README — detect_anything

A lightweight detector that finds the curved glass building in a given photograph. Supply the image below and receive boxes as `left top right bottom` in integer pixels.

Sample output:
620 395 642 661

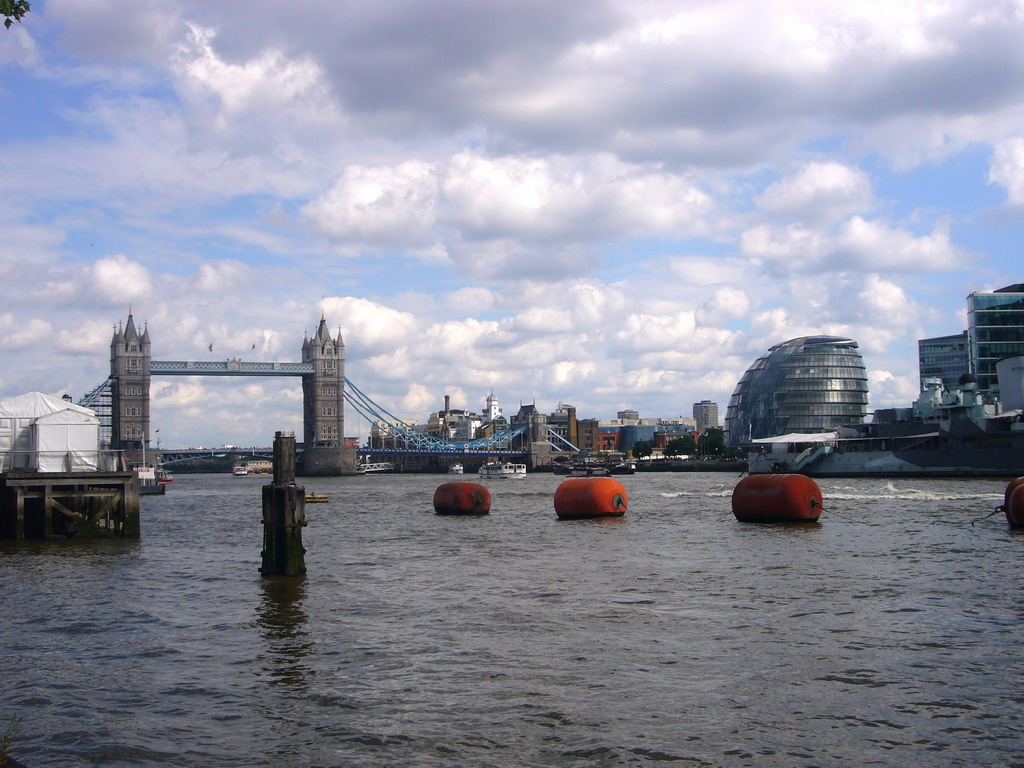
725 336 869 446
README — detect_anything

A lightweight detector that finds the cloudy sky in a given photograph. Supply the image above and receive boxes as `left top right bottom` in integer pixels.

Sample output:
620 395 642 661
2 0 1023 448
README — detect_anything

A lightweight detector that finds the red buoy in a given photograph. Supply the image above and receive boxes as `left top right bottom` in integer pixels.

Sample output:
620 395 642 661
554 477 628 519
1004 477 1024 528
732 474 823 523
433 481 491 515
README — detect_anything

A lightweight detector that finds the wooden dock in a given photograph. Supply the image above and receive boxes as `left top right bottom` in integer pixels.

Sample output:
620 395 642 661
0 469 140 540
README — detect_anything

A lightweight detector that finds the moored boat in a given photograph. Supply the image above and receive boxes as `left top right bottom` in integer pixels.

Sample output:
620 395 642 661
479 461 527 478
135 466 166 495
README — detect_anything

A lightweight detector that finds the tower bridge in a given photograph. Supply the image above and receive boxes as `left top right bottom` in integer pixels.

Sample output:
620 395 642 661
82 312 566 475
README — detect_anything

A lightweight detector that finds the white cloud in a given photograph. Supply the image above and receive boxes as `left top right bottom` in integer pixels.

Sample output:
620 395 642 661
741 217 966 275
0 314 53 350
988 137 1024 204
304 161 439 247
89 254 153 304
757 162 875 225
442 151 712 242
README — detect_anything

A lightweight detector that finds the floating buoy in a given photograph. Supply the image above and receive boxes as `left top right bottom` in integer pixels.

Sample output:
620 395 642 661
554 477 628 519
433 481 491 515
732 474 823 523
1004 476 1024 528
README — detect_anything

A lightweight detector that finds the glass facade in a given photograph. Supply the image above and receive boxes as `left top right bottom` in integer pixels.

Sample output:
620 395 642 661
967 284 1024 394
918 332 969 390
725 336 869 446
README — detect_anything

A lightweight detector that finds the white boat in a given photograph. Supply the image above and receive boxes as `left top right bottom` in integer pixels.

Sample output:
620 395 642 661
448 463 464 474
479 461 527 479
232 465 248 476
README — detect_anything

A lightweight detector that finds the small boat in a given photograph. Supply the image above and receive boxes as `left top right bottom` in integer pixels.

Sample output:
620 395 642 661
448 463 464 474
569 463 610 477
232 465 249 476
305 493 329 503
156 467 173 484
135 466 166 495
479 461 527 479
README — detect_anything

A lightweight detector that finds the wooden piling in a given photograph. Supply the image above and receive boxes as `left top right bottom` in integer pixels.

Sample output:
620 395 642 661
260 431 306 576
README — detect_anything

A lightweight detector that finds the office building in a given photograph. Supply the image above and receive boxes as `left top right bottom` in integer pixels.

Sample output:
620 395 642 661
725 336 870 446
918 332 969 390
692 400 719 431
967 283 1024 394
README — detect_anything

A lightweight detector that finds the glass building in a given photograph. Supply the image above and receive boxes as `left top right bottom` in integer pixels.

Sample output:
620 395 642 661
967 283 1024 394
725 336 870 446
918 332 969 390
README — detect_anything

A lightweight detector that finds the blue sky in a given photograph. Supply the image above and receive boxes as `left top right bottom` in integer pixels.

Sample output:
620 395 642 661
2 0 1023 448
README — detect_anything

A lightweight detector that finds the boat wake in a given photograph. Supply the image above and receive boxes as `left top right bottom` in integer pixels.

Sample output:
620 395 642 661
824 482 1000 502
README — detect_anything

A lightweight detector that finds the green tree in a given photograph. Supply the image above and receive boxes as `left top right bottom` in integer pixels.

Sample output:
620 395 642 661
632 440 653 459
664 435 696 456
2 0 29 29
700 427 727 457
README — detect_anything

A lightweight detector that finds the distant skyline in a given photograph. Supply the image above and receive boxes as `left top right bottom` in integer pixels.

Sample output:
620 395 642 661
2 1 1023 448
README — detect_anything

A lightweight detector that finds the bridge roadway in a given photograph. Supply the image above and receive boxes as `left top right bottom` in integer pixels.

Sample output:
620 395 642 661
158 446 527 464
149 360 313 376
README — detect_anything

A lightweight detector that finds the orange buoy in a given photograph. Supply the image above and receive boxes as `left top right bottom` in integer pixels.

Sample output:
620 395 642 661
732 474 823 523
554 477 627 519
433 481 491 515
1004 477 1024 528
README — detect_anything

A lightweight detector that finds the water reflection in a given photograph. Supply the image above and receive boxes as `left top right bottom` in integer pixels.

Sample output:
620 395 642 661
256 576 312 688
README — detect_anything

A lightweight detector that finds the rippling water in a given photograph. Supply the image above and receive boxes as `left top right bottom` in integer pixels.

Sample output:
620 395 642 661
2 472 1023 767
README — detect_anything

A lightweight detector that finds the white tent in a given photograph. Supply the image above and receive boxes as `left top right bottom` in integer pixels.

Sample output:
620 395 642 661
0 392 100 472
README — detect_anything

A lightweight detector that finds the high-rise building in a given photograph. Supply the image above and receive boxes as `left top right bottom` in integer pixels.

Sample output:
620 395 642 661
918 332 969 390
692 400 719 431
725 336 869 446
967 283 1024 394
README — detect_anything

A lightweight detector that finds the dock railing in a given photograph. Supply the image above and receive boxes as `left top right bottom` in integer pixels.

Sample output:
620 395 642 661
0 450 128 473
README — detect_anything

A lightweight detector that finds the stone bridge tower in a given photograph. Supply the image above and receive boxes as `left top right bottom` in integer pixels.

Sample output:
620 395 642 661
109 312 151 451
301 316 354 475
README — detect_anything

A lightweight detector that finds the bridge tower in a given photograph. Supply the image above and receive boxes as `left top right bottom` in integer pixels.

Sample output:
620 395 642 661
301 316 354 475
109 312 151 451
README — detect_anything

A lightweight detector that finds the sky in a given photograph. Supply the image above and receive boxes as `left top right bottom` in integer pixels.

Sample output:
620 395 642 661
2 0 1024 448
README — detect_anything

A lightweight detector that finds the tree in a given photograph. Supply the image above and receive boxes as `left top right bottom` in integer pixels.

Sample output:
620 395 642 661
632 440 653 459
700 427 727 457
664 435 696 456
2 0 29 29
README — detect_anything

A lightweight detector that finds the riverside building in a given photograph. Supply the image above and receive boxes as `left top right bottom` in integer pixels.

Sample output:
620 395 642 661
725 336 870 447
692 400 719 432
967 283 1024 395
918 332 969 391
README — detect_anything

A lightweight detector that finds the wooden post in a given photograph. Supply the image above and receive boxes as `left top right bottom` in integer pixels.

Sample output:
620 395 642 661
260 431 306 577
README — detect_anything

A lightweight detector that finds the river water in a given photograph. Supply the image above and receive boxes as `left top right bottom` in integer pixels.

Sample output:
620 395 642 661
2 472 1023 767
